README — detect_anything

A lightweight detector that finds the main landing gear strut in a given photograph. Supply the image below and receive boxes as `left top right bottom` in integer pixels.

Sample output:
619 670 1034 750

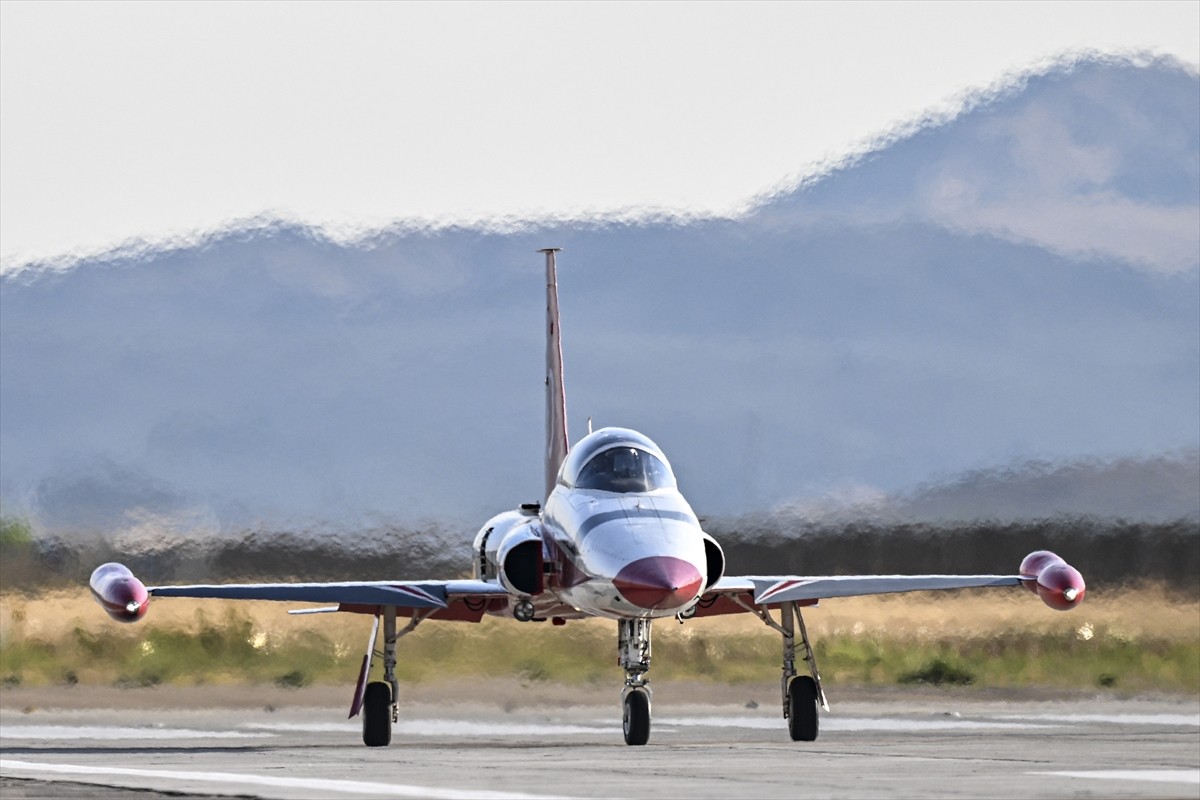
360 606 434 747
618 618 652 746
735 597 829 741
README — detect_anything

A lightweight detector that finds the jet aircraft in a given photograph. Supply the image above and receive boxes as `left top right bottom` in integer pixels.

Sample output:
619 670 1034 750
91 249 1086 747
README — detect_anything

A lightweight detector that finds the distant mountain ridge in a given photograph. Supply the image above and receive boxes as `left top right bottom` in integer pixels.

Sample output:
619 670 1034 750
768 448 1200 526
2 56 1196 533
757 54 1199 273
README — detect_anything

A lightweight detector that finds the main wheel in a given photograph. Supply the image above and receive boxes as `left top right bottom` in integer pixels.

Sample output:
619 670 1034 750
362 681 393 747
622 689 651 746
787 675 819 742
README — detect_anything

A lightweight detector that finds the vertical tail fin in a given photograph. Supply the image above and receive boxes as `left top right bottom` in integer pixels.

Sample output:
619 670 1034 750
542 248 569 502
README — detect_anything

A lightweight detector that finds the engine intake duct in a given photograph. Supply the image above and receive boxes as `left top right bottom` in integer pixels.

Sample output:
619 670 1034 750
500 538 544 596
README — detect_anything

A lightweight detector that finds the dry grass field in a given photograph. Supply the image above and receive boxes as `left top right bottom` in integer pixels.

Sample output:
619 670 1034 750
1 584 1196 694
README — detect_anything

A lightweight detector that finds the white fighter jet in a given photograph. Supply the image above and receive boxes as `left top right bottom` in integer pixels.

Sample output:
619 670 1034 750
91 249 1086 747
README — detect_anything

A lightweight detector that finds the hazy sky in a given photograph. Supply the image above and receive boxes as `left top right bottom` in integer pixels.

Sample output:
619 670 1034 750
1 1 1197 269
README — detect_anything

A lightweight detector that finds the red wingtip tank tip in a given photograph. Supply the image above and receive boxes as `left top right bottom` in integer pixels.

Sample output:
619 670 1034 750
1019 550 1086 610
89 562 150 623
1036 562 1086 611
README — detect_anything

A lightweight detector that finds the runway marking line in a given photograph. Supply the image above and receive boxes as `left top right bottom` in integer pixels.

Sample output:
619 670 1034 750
1 725 273 740
1034 769 1200 786
0 759 577 800
999 713 1200 726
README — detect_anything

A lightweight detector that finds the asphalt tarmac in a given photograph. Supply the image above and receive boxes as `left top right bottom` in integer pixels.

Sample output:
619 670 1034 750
1 685 1197 799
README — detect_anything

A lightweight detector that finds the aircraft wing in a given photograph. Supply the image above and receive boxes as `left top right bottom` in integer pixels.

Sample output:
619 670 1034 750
149 579 508 611
692 574 1023 617
726 574 1021 603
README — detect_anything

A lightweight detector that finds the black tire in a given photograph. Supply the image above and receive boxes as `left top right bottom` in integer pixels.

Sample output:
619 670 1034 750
622 689 651 746
362 681 392 747
787 676 819 742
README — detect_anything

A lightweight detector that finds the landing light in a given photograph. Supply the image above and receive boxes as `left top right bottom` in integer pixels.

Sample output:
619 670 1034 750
125 601 141 614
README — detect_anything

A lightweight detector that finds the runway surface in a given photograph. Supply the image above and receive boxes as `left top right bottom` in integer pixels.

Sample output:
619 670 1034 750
1 687 1197 799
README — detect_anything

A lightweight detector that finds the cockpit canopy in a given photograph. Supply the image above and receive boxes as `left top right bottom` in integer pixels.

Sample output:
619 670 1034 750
559 427 678 494
576 446 675 493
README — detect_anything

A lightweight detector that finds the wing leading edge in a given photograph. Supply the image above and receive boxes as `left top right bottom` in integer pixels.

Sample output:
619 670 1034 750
691 574 1025 618
718 574 1021 605
148 579 507 610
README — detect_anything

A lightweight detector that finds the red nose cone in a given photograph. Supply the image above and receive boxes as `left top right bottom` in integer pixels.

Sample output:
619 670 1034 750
614 557 703 610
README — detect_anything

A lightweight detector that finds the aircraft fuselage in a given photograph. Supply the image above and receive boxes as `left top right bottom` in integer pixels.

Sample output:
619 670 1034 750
544 482 706 619
475 427 713 621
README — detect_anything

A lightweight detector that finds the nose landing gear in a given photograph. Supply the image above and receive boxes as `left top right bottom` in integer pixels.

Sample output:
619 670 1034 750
618 617 652 745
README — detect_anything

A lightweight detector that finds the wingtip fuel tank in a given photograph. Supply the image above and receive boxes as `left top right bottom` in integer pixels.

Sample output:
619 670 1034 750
1019 550 1086 610
90 562 150 622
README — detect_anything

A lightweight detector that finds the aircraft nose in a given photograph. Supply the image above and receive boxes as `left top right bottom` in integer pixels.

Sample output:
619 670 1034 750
614 556 704 611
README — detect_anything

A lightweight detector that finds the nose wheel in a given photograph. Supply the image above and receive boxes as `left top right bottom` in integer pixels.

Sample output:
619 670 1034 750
622 687 651 746
617 618 653 745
